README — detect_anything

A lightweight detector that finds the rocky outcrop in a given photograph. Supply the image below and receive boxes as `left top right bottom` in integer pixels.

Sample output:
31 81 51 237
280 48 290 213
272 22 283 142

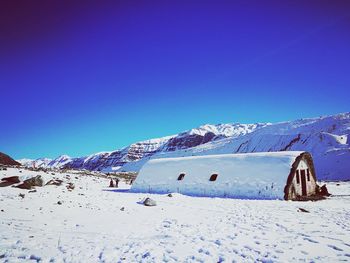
163 132 216 151
0 176 20 187
319 184 331 196
143 197 157 206
0 152 20 166
15 175 44 189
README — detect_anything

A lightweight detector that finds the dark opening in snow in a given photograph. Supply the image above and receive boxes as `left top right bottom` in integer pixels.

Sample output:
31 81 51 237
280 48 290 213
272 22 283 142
209 174 218 181
177 173 185 181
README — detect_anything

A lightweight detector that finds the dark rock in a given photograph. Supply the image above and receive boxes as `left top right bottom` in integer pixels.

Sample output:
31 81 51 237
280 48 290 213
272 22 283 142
0 181 17 187
46 179 63 186
57 201 62 205
167 193 173 197
24 175 44 187
298 208 310 213
15 182 32 189
120 207 125 211
66 183 75 190
16 175 44 190
143 197 157 206
16 175 43 189
29 190 37 193
109 179 114 187
19 193 25 198
1 176 20 183
319 184 331 196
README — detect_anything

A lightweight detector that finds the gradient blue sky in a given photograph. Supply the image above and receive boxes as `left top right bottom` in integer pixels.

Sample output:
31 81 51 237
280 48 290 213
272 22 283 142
1 0 349 159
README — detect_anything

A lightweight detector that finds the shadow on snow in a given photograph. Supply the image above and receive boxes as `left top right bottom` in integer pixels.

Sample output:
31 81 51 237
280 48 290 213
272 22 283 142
102 188 131 193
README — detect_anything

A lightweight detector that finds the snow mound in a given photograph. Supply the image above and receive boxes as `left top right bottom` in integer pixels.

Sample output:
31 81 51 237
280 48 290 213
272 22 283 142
131 152 305 200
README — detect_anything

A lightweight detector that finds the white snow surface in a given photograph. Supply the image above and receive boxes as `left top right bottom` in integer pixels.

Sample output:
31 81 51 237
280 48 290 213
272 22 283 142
16 159 33 165
131 152 304 199
17 158 52 168
186 123 267 137
1 167 350 262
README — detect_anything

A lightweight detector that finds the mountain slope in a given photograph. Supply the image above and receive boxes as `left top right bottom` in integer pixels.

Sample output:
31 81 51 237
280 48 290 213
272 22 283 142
19 112 350 180
63 123 264 172
18 158 52 168
145 113 350 180
48 155 72 168
0 152 21 166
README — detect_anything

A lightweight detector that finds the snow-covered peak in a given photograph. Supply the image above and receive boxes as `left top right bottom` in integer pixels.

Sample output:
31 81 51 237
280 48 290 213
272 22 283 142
19 158 52 168
17 158 34 165
247 112 350 136
55 155 71 161
134 135 176 145
82 152 112 164
48 155 72 168
186 123 268 137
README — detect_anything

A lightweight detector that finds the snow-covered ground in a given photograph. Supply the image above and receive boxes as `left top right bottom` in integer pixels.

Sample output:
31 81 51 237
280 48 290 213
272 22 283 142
1 167 349 262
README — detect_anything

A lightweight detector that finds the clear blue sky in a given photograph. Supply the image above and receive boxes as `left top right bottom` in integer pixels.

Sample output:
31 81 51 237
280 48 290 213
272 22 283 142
1 0 349 159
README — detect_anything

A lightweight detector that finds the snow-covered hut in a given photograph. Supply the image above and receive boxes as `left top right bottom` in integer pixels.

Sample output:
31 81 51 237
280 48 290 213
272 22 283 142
131 151 318 200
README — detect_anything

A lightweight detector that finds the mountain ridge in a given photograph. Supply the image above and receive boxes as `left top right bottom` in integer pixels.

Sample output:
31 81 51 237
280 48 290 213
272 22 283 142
0 152 21 166
18 112 350 180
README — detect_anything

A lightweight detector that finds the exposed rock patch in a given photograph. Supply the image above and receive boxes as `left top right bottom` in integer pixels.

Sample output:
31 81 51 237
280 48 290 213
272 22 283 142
0 152 21 166
143 197 157 206
46 179 63 186
0 176 20 187
16 175 44 189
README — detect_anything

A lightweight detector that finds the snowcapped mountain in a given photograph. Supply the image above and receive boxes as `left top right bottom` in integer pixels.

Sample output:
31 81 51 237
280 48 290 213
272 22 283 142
47 155 72 168
161 123 267 152
146 112 350 181
18 158 52 168
65 135 175 171
64 124 261 172
18 155 72 169
18 112 350 180
19 123 262 171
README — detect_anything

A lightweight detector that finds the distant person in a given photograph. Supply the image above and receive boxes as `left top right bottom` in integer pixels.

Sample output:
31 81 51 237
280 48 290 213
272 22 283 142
130 179 133 185
115 178 119 188
109 179 114 187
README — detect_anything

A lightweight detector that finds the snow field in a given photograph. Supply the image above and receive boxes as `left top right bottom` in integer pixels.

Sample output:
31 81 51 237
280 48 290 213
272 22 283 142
0 168 349 262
